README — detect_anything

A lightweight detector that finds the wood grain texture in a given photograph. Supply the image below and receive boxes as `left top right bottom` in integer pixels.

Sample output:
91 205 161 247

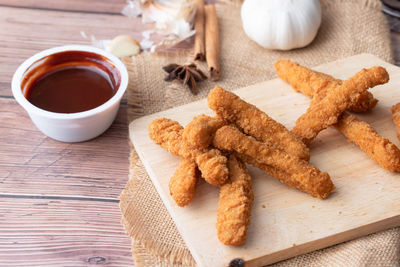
0 197 133 266
0 6 143 97
0 2 136 265
129 54 400 267
391 31 400 66
0 98 129 199
0 0 126 14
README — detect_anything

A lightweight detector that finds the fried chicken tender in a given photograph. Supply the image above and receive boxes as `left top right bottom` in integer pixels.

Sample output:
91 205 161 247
169 158 199 207
213 126 334 199
208 86 310 161
274 59 378 112
183 114 225 149
392 103 400 141
235 152 296 188
148 118 183 155
291 67 389 144
217 155 253 245
334 112 400 171
275 60 400 172
149 118 229 186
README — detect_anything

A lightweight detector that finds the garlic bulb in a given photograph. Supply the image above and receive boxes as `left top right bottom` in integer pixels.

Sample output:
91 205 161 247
241 0 321 50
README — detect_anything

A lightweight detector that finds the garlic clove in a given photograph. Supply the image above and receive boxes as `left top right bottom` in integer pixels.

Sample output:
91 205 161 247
106 35 141 57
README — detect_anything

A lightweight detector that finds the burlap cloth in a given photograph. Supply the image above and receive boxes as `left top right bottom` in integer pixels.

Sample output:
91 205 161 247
119 0 400 266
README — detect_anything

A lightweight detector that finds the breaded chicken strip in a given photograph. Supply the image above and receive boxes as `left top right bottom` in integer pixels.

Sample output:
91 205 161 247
392 103 400 141
275 61 400 172
213 126 334 199
148 118 182 155
149 118 229 186
169 158 199 207
183 114 225 149
217 155 253 245
292 67 389 144
274 60 378 112
208 86 310 161
236 153 294 189
178 114 292 194
334 113 400 171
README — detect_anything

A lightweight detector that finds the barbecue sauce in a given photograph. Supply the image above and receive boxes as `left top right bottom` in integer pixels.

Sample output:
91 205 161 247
21 51 120 113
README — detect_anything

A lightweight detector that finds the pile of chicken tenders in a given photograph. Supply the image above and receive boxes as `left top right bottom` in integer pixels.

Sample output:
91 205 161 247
148 60 400 245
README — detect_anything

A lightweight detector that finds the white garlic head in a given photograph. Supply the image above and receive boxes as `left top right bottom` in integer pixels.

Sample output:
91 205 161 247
241 0 322 50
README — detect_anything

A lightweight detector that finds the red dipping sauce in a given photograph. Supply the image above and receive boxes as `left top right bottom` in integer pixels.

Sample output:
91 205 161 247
21 51 121 113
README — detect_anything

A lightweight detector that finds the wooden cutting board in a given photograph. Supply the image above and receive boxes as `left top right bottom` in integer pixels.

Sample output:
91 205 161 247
129 54 400 267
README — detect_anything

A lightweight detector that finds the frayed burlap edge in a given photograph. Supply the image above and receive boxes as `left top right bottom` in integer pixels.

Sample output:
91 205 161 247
132 239 195 267
120 56 196 266
119 143 196 266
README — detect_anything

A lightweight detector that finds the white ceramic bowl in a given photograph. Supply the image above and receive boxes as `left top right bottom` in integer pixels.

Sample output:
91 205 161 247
12 45 128 142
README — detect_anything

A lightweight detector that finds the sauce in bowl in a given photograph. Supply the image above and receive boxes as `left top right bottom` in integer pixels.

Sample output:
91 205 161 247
21 51 121 113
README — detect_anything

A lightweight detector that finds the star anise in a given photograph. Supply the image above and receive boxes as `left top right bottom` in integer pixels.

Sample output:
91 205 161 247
162 63 207 95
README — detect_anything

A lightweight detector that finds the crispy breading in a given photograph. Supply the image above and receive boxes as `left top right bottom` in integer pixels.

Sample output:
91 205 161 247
208 86 310 160
169 158 199 207
217 155 253 245
149 118 229 186
334 112 400 171
275 60 400 172
148 117 183 155
392 103 400 141
291 66 389 144
236 153 297 191
183 114 225 149
184 115 293 195
274 59 378 112
213 126 334 199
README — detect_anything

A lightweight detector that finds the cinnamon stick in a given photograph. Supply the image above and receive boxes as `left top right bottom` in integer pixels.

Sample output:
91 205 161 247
205 4 220 81
193 0 205 61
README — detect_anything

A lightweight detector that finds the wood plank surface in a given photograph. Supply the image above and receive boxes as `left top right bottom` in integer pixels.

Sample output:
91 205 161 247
129 54 400 267
0 2 136 265
0 197 133 266
0 98 129 199
0 0 126 14
391 31 400 66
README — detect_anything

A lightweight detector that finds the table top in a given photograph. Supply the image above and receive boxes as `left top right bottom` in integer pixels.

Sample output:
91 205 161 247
0 1 399 266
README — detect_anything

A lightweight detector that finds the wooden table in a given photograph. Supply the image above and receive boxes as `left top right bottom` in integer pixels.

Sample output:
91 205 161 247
0 1 399 266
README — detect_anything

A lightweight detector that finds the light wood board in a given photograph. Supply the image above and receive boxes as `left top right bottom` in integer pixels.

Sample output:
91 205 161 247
129 54 400 267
